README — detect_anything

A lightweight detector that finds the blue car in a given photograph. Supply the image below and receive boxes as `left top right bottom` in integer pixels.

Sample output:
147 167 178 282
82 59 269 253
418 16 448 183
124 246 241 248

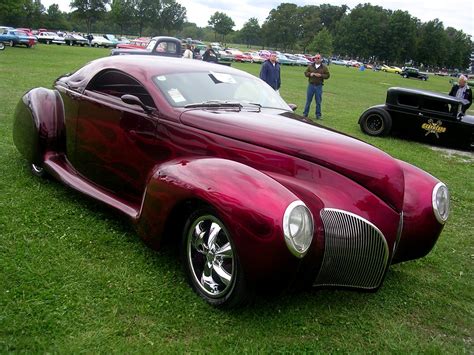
0 29 37 48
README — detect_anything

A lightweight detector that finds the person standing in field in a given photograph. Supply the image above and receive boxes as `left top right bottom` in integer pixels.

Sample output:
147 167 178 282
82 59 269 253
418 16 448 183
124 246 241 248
259 53 281 93
449 75 472 114
182 44 193 59
303 54 330 119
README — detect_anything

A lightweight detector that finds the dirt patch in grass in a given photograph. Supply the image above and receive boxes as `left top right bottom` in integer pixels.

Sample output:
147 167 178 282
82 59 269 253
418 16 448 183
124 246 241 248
430 146 474 163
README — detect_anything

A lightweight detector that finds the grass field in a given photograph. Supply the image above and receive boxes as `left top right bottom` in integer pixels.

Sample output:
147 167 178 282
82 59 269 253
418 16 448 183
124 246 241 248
0 45 472 353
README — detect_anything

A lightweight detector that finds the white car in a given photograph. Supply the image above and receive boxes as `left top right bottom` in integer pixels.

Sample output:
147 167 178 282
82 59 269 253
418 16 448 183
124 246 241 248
37 32 65 45
246 51 265 63
90 35 114 48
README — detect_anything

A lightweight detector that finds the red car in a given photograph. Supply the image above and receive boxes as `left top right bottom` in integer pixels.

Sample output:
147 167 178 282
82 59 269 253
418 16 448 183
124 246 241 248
234 52 252 63
116 37 150 49
13 56 450 308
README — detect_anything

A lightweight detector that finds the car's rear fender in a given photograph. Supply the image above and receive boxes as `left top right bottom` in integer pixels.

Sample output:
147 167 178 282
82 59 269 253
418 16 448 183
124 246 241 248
13 88 65 165
136 157 304 283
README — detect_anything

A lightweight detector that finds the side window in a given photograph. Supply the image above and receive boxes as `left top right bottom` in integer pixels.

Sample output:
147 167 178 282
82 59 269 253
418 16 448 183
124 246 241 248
422 98 451 114
86 69 155 107
398 94 418 107
155 41 177 54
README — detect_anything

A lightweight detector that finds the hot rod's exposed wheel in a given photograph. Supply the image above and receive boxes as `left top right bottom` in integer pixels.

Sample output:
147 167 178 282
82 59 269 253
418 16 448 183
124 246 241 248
182 208 248 308
359 108 392 136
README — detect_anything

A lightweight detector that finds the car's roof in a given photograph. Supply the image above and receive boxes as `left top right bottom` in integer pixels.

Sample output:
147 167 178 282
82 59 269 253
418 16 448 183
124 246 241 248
61 55 255 92
388 87 463 103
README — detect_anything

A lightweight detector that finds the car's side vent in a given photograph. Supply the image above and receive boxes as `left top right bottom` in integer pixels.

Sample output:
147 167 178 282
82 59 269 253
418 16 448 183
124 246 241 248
314 208 389 290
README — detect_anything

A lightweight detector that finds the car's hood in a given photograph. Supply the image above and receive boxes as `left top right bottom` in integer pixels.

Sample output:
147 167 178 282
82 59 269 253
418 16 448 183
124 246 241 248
180 109 405 212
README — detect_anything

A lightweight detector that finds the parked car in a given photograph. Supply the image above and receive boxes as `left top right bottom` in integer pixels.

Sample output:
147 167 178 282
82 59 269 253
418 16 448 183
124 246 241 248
103 34 119 46
0 26 14 33
37 31 65 45
36 31 59 44
13 56 450 307
116 37 150 49
218 50 234 62
400 67 428 81
294 54 312 66
111 36 181 57
15 28 35 36
63 33 88 46
0 30 37 47
285 53 310 66
358 87 473 150
233 52 252 63
381 65 402 74
246 51 265 63
276 53 296 65
91 35 115 48
331 59 348 66
257 50 273 60
117 36 130 44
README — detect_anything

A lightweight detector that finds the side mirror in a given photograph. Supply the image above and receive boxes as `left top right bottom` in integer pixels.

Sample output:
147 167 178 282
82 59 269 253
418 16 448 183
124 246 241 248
288 103 297 111
121 94 154 113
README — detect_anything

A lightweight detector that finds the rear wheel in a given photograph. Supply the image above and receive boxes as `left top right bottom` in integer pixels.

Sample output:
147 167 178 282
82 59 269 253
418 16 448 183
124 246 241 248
359 108 392 136
94 43 99 48
421 77 427 81
181 207 248 308
403 74 408 78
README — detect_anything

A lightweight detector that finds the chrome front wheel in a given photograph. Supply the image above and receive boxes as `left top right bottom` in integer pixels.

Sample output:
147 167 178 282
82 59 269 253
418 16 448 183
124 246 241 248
182 208 247 307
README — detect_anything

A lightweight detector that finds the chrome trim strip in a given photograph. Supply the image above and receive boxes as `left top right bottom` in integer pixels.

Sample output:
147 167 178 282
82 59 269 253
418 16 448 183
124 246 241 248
314 208 389 289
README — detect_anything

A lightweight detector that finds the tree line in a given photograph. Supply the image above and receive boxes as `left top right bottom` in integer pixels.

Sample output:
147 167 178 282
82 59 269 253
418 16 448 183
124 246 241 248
0 1 471 69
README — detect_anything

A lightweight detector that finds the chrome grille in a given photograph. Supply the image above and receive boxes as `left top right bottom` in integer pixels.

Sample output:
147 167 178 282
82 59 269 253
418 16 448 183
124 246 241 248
313 208 389 289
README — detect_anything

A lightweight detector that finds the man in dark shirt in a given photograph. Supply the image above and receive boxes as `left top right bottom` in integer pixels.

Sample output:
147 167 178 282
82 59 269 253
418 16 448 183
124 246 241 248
202 44 218 63
449 75 472 114
259 53 281 92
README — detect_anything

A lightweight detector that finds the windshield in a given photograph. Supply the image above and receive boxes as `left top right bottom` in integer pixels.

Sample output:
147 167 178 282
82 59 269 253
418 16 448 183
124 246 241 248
153 71 290 110
146 39 157 51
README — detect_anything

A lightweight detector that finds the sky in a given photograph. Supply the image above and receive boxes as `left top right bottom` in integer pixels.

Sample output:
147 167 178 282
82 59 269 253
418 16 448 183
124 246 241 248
42 0 474 37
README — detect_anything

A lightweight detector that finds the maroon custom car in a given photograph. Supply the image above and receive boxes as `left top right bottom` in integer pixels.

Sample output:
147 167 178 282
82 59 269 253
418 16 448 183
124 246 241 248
13 56 450 307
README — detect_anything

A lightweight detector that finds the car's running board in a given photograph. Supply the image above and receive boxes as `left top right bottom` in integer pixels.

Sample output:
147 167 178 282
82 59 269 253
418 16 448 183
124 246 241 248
43 152 140 220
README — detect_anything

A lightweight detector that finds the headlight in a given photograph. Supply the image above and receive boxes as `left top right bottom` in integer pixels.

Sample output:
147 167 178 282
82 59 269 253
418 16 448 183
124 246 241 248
283 201 314 258
432 182 450 224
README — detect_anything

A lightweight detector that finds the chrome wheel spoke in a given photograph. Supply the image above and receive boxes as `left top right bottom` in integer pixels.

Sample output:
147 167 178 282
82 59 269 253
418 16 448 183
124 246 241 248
207 222 221 251
215 242 233 259
192 221 207 253
212 262 232 286
201 261 219 293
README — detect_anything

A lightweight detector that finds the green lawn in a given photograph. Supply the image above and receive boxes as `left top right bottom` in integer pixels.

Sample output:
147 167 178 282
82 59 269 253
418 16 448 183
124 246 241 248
0 45 472 353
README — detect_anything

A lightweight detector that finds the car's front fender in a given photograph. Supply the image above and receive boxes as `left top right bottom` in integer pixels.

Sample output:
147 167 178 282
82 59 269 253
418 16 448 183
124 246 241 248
136 157 304 283
392 160 445 263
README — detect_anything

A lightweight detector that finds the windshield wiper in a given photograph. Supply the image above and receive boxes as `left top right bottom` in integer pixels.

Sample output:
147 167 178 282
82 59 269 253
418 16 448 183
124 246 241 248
184 100 242 109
